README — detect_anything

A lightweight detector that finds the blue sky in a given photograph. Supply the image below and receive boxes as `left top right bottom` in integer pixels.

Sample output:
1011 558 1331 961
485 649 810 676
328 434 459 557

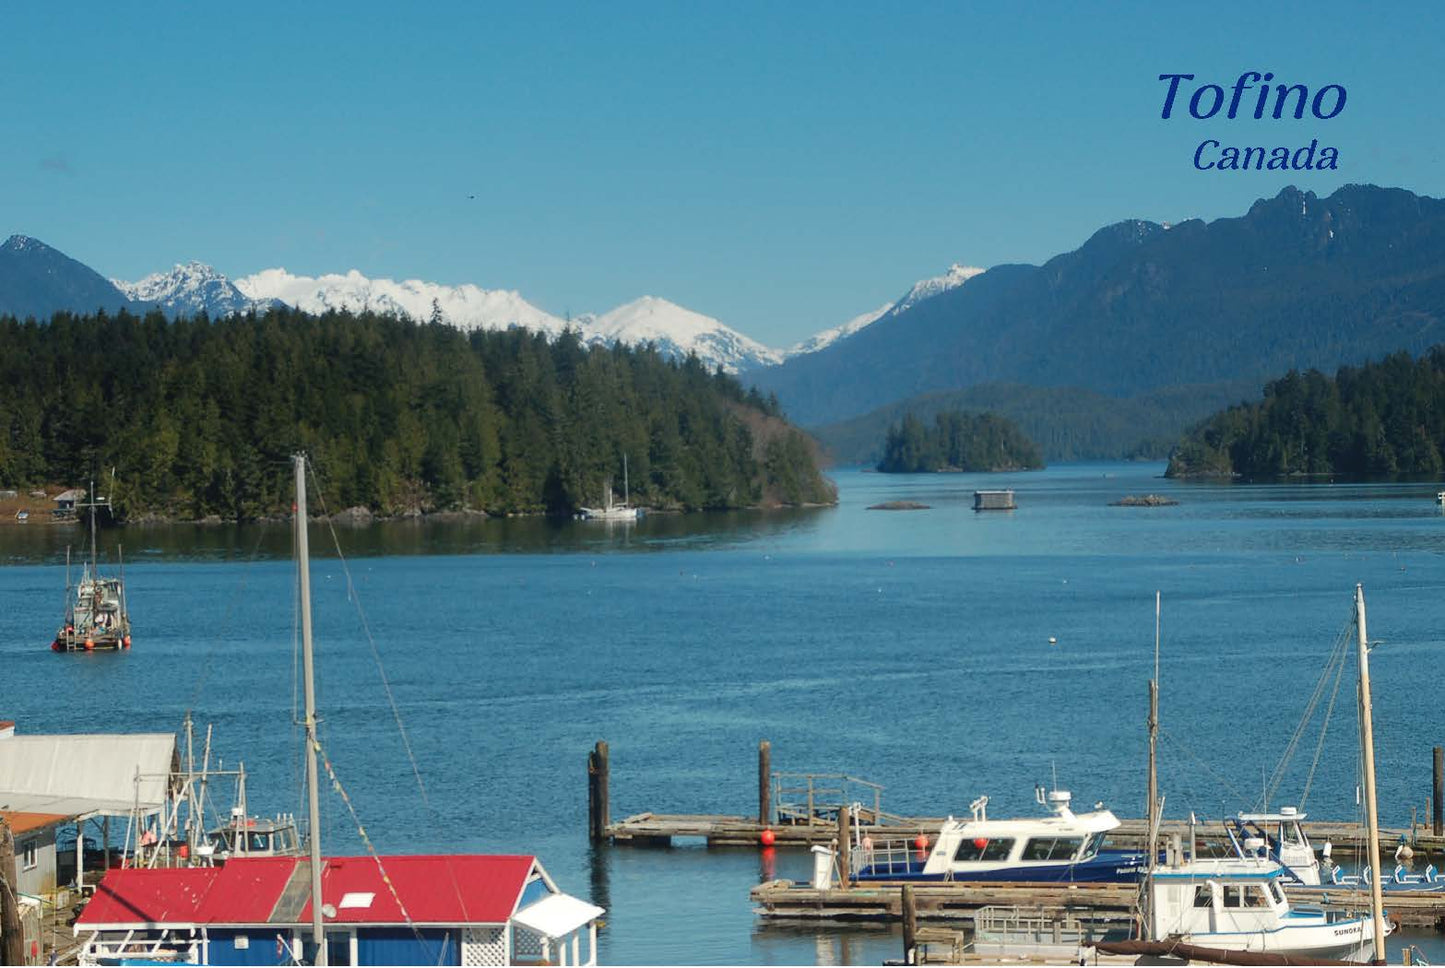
6 1 1442 345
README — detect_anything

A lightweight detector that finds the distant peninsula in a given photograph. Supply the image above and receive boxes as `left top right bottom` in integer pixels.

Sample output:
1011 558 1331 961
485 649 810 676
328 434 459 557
876 411 1044 473
1167 348 1445 479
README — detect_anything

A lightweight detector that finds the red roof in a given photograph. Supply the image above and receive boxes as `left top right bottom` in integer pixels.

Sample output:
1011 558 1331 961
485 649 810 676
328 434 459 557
80 868 218 925
301 855 538 925
78 855 540 928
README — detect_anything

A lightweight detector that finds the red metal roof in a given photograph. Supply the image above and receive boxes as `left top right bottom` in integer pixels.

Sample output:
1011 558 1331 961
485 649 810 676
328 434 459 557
78 868 219 926
300 855 539 925
78 855 540 928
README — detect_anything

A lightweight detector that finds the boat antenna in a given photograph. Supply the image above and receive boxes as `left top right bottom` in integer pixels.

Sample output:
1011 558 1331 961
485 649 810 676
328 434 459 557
1354 584 1387 964
1146 591 1160 835
295 453 327 965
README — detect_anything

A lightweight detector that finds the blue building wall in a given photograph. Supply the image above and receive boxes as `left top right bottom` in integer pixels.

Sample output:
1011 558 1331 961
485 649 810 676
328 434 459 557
355 927 460 966
207 928 291 966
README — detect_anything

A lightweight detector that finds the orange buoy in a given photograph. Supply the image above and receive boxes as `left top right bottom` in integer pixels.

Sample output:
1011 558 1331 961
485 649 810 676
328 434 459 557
177 843 189 859
760 828 776 846
84 639 94 651
972 837 988 849
123 635 131 649
914 835 930 850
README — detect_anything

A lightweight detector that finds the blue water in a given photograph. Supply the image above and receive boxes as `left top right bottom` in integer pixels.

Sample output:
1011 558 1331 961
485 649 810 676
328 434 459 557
4 462 1445 964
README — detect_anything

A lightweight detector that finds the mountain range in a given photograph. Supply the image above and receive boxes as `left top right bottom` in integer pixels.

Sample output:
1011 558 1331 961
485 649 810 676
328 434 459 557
0 236 983 375
752 184 1445 429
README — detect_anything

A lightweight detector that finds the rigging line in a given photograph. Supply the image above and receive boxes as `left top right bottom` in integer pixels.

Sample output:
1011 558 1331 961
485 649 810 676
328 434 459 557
1261 619 1353 809
304 460 432 811
304 462 472 926
1158 727 1250 805
315 740 442 963
1300 626 1351 809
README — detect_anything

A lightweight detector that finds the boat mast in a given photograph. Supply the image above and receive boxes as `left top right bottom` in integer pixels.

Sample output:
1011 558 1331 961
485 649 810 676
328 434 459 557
623 454 630 507
1354 583 1386 964
1147 591 1159 843
89 479 98 575
295 454 326 965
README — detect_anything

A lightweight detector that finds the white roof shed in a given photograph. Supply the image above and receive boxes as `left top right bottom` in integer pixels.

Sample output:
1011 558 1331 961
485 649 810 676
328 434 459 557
0 731 177 819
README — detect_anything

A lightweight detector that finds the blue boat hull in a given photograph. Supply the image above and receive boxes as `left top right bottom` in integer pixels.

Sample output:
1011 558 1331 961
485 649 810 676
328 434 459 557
854 849 1150 884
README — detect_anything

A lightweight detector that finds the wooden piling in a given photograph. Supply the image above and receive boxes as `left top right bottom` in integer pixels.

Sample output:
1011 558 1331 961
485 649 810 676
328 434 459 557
588 741 610 844
1434 747 1442 837
901 883 918 966
0 818 23 967
758 740 771 825
838 804 852 889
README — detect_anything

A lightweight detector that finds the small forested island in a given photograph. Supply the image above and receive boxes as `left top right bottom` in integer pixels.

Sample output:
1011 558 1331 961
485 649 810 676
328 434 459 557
876 411 1044 473
1109 494 1179 507
0 309 836 519
867 500 931 510
1167 349 1445 478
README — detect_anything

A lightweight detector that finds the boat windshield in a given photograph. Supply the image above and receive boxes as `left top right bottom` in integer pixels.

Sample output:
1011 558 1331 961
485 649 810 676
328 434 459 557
1020 837 1083 861
952 838 1014 863
1080 831 1106 860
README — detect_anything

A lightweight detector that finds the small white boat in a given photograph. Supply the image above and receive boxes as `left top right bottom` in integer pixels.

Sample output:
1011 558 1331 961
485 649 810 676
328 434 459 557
580 455 641 521
1226 806 1321 884
1127 855 1385 961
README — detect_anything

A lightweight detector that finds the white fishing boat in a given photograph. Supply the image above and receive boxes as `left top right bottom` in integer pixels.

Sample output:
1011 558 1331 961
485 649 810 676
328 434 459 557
580 454 640 521
852 787 1148 883
51 481 131 652
1225 806 1321 884
1113 854 1383 961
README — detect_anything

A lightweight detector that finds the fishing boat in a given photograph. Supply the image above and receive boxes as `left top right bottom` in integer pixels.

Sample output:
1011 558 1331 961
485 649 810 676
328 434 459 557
580 454 640 521
852 787 1149 883
1225 807 1321 884
51 482 131 652
1095 853 1383 962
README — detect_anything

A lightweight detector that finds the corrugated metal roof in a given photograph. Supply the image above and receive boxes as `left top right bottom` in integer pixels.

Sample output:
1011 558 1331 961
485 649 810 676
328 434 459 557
0 809 72 834
0 733 175 817
78 854 549 928
299 855 538 925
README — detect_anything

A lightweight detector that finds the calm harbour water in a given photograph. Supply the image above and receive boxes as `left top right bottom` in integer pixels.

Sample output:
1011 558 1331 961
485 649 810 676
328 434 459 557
4 462 1445 965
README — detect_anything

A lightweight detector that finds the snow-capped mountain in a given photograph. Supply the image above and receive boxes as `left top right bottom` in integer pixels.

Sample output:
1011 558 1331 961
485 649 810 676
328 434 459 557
114 261 275 317
785 263 985 357
575 296 784 371
234 268 568 335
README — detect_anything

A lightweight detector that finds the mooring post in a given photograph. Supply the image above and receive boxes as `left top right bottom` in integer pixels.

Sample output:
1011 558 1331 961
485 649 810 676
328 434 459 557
838 805 852 889
758 740 772 825
588 741 610 844
901 883 918 965
0 818 23 967
1434 747 1443 837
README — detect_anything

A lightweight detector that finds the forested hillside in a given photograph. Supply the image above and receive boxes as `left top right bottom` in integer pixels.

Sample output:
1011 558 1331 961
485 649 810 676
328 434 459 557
1167 348 1445 478
0 309 835 519
877 411 1043 473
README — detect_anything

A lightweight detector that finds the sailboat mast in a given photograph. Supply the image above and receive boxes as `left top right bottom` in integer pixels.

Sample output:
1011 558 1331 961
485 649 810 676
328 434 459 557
624 454 629 506
1147 591 1159 834
89 478 98 573
1354 583 1386 964
295 454 326 964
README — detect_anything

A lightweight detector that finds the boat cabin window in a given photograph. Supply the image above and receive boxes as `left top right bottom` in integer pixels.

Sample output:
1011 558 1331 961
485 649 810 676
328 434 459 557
248 832 272 851
1267 880 1285 904
952 837 1015 863
1281 823 1306 848
1020 837 1083 861
1081 831 1106 859
1222 885 1243 908
1193 884 1214 908
1243 885 1270 907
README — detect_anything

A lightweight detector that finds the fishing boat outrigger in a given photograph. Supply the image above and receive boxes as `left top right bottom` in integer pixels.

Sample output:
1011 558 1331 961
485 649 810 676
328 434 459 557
852 787 1149 883
51 482 131 652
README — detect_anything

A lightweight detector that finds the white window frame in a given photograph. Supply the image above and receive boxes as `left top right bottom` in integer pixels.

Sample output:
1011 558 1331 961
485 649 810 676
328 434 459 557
21 838 37 871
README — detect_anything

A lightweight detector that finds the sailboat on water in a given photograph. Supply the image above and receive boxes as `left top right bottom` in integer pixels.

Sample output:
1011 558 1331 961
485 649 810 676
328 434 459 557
51 480 131 652
580 454 640 521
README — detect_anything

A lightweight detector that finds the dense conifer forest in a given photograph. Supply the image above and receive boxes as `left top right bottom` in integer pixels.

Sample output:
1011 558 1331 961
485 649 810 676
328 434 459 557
0 309 835 519
876 411 1044 473
1167 348 1445 478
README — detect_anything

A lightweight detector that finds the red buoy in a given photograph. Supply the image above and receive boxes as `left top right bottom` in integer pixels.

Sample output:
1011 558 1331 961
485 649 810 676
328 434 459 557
914 835 929 850
123 635 132 649
84 639 95 651
177 843 189 859
973 837 988 849
760 828 776 846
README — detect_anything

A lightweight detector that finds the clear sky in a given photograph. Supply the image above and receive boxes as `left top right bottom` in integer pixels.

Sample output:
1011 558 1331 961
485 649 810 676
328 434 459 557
6 1 1443 345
